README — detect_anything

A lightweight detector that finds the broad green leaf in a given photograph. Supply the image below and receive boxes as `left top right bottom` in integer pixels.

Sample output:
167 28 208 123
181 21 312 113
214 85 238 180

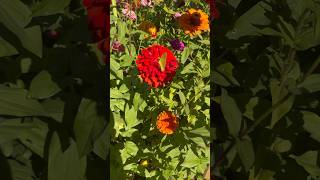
226 1 272 39
167 147 181 158
189 126 210 137
48 132 86 180
0 85 47 116
120 141 138 163
29 71 61 99
32 0 72 17
93 127 108 160
0 118 33 144
216 63 240 86
74 98 104 156
125 104 140 129
301 111 320 143
190 137 206 148
133 93 141 111
159 52 167 72
236 136 255 171
0 37 18 57
181 62 196 74
221 88 241 136
19 118 48 157
180 47 191 64
286 0 313 21
181 149 200 168
298 74 320 93
41 99 65 122
178 91 186 104
8 159 35 180
212 71 231 87
0 0 42 57
0 0 32 28
270 79 295 128
290 151 320 176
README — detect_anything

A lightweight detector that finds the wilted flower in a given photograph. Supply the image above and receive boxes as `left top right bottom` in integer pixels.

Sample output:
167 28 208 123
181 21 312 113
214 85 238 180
111 41 125 52
156 111 179 135
170 39 185 51
138 21 158 37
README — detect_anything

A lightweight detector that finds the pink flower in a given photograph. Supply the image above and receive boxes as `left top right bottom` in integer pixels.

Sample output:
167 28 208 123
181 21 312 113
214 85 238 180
141 0 153 7
173 12 181 18
121 3 137 20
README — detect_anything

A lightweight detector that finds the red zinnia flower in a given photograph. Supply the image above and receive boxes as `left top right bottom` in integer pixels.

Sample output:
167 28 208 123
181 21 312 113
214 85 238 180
136 45 179 88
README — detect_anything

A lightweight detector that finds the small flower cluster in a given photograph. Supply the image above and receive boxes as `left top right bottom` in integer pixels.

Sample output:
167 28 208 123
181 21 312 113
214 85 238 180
110 1 215 135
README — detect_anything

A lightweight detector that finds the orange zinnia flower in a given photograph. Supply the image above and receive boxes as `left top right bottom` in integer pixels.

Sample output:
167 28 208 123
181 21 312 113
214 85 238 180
156 111 179 135
177 8 209 36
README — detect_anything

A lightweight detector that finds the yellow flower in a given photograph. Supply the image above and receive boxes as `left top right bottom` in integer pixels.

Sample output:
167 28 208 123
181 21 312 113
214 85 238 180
177 8 209 36
140 160 149 166
138 21 158 37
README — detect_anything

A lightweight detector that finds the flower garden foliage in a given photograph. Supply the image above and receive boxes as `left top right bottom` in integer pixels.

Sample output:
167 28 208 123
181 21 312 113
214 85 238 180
212 0 320 179
0 0 107 179
110 0 211 179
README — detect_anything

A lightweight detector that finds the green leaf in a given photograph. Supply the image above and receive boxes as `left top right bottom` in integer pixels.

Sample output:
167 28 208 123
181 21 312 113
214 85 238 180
236 136 255 171
31 0 72 17
0 118 36 144
20 58 32 73
301 111 320 143
181 149 200 168
226 1 272 39
120 141 138 163
0 85 47 117
298 74 320 93
0 37 18 57
41 99 65 122
125 104 140 129
290 151 320 176
0 0 32 28
48 132 86 180
159 52 167 72
178 91 186 104
270 79 295 128
181 62 196 74
0 0 42 57
93 127 108 160
189 126 210 137
180 47 191 64
29 70 61 99
216 63 240 86
19 118 48 157
74 98 104 156
221 88 241 136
